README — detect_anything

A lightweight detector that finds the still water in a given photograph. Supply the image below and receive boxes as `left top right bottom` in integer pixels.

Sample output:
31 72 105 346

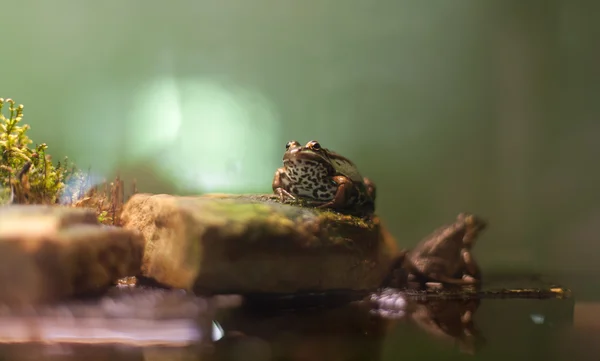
0 274 595 361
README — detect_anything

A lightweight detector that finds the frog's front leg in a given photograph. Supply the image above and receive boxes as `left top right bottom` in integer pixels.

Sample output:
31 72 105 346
363 177 376 201
421 260 479 285
317 175 352 209
461 249 482 282
272 168 295 202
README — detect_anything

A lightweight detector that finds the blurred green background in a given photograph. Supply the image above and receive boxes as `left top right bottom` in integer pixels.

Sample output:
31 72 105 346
2 0 599 275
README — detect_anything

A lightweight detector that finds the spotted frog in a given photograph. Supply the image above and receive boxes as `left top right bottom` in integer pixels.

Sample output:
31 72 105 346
272 140 376 214
405 213 486 286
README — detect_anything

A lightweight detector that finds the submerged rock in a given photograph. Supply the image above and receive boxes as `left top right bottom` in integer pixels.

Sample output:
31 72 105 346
0 205 144 306
121 193 401 295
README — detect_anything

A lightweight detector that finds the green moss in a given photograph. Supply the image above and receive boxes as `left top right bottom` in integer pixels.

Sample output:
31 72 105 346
97 210 111 223
213 201 274 221
208 200 296 237
196 194 380 249
0 98 80 205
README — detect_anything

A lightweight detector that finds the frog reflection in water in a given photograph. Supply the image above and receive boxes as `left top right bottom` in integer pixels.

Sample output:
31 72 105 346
272 140 376 214
406 213 487 286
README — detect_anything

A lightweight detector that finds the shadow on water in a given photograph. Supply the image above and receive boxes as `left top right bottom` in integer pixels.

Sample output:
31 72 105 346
0 274 597 361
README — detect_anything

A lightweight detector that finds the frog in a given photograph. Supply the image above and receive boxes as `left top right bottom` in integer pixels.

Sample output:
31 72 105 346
410 298 485 355
272 140 376 214
405 213 487 286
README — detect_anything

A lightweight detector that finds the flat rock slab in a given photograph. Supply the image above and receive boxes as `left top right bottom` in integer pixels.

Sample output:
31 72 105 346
0 205 144 306
121 193 401 295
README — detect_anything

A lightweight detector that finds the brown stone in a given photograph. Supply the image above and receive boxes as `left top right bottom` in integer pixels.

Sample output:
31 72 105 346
0 205 144 306
121 193 401 295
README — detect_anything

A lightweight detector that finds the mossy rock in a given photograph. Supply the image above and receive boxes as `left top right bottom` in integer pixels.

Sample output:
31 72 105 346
121 193 401 295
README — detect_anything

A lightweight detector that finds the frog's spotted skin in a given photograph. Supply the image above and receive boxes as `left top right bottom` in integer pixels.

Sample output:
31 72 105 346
281 159 337 201
272 140 376 214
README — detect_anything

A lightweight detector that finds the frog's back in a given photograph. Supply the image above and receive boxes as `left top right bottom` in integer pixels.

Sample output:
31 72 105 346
325 151 365 183
407 225 465 270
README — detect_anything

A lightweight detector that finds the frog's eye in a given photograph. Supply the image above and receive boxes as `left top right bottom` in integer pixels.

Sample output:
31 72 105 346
286 141 300 150
307 140 321 151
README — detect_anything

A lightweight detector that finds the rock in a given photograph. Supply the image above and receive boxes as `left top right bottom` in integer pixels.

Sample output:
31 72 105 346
0 205 145 306
121 193 401 295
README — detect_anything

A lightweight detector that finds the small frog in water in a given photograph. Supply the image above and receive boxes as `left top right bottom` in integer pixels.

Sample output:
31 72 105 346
272 140 376 214
405 213 487 286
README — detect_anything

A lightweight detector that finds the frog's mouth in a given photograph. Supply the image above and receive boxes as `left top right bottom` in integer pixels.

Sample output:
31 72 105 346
283 147 326 163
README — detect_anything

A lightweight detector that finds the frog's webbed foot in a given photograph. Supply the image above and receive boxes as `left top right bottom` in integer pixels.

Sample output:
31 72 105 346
429 273 479 286
462 274 478 284
272 168 295 203
274 187 295 203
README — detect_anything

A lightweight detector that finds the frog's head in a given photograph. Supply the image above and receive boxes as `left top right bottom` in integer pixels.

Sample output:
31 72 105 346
282 140 331 165
457 213 487 247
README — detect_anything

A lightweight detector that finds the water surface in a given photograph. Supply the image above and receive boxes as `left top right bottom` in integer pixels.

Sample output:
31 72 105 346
0 274 594 361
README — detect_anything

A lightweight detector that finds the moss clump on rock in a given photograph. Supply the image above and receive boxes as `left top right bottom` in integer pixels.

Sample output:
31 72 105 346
0 98 76 205
0 97 132 225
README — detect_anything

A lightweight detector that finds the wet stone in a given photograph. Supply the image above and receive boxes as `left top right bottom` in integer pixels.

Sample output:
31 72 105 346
0 205 145 306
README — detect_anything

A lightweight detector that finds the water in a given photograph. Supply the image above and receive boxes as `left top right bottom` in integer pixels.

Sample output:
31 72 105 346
0 275 595 361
